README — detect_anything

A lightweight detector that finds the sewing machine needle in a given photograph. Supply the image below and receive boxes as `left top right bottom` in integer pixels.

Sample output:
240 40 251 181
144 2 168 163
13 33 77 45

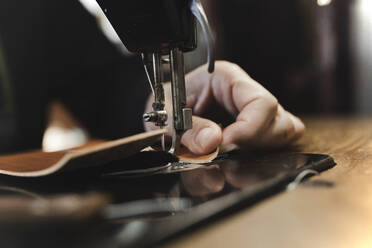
161 129 166 151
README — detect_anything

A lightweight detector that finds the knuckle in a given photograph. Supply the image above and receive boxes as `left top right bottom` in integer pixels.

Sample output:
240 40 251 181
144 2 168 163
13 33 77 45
292 118 306 139
268 97 279 114
286 121 296 138
258 91 278 114
233 79 247 89
215 61 244 76
297 123 306 136
280 119 296 142
213 61 255 92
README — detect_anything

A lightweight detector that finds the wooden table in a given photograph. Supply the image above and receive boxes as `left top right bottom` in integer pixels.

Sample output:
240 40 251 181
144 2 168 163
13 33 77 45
167 117 372 248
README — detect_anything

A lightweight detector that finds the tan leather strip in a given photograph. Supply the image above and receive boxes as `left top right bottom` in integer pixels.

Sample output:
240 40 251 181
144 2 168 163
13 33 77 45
176 146 220 164
0 129 166 177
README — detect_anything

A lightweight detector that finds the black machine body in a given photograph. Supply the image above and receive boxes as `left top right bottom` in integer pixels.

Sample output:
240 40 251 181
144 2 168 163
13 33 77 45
95 0 197 54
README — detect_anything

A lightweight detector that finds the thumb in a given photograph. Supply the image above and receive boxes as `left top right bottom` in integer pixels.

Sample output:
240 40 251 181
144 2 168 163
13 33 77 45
181 116 222 155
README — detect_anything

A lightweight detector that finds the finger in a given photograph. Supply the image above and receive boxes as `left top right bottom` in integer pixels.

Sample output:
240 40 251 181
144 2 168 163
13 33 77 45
144 83 223 155
259 106 305 147
181 116 222 155
287 112 306 141
222 105 305 150
185 61 272 116
221 94 278 148
185 61 245 116
258 105 297 147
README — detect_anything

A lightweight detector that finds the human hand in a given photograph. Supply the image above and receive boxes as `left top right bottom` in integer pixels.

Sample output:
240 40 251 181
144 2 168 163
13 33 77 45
144 61 305 155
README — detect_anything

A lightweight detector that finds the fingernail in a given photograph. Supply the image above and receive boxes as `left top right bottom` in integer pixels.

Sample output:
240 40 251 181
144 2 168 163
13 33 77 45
196 127 216 151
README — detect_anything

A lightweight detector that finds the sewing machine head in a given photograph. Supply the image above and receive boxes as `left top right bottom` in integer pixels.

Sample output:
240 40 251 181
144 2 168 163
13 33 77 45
95 0 214 153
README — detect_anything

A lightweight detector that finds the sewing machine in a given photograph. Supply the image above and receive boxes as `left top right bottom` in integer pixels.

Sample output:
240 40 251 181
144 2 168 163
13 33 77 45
95 0 215 154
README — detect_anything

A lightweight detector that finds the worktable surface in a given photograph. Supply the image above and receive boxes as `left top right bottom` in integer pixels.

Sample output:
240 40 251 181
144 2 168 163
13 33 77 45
167 117 372 248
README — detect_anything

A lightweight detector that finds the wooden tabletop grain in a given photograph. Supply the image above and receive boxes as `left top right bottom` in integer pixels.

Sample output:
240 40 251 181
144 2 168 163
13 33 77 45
167 117 372 248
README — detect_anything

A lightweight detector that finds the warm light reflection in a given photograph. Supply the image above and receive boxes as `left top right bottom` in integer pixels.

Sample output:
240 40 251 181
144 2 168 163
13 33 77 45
317 0 332 6
359 0 372 12
353 0 372 113
78 0 120 44
78 0 129 54
42 127 87 152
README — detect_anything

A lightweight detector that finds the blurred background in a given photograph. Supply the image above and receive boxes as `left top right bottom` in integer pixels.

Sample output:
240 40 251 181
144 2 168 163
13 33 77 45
204 0 372 115
0 0 371 152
